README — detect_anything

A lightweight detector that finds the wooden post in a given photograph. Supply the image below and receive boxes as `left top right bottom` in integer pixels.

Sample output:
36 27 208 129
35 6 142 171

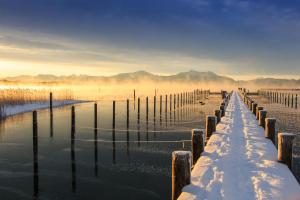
126 99 129 129
32 110 39 197
33 111 38 138
172 151 192 200
154 96 156 119
165 95 168 114
215 110 221 123
206 115 216 140
146 97 149 122
259 110 267 128
49 92 53 112
265 118 276 144
252 102 257 116
288 94 290 107
71 106 75 133
278 133 295 169
174 94 176 110
256 106 263 120
296 94 298 109
220 105 225 117
192 129 204 165
160 95 162 116
170 94 172 112
112 101 116 129
138 98 140 125
94 103 98 128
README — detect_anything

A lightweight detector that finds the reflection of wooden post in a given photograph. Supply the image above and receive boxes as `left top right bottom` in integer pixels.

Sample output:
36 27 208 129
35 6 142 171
278 133 295 169
265 118 276 144
206 115 216 140
259 110 267 129
172 151 191 200
192 129 204 164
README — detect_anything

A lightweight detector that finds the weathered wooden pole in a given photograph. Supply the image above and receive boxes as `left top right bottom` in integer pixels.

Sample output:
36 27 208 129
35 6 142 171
165 95 168 114
215 110 221 123
252 102 257 116
265 118 276 144
170 94 172 112
192 129 204 165
278 133 295 169
49 92 53 112
134 89 136 110
138 98 140 125
94 103 98 128
126 99 129 129
177 94 180 108
172 151 192 200
291 94 294 108
71 106 75 133
174 94 176 110
259 110 267 129
112 101 116 129
288 94 290 107
146 97 149 122
160 95 162 116
220 105 225 117
154 96 156 119
206 115 216 140
256 106 263 120
296 94 298 109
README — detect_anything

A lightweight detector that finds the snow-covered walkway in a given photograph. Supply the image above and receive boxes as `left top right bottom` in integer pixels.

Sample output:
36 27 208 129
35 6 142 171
179 91 300 200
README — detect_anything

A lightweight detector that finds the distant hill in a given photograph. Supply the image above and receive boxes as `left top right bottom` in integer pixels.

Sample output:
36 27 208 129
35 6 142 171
1 70 299 88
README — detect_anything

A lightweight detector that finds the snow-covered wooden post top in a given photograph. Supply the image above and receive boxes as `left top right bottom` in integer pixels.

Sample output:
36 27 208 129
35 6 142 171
172 151 192 200
278 133 295 170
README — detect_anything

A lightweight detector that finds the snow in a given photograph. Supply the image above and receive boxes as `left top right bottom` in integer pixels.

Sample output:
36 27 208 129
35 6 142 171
2 100 86 117
178 91 300 200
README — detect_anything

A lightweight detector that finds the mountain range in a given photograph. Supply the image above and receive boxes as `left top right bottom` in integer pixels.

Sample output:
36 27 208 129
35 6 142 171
1 70 300 88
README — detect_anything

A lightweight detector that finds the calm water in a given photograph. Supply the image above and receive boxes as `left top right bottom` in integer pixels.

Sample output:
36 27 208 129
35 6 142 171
250 92 300 182
0 95 222 200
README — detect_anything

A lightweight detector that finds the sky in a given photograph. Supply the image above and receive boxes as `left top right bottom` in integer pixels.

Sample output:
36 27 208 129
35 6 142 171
0 0 300 79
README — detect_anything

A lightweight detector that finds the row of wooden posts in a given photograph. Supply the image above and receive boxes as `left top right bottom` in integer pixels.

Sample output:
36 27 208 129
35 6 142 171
32 89 210 196
171 91 230 200
258 90 298 109
240 88 296 171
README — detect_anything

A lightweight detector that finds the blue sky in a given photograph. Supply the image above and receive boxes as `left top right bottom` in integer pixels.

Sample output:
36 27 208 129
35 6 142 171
0 0 299 78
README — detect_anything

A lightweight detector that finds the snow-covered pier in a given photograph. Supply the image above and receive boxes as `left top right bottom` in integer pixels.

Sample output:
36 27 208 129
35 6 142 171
175 91 300 200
